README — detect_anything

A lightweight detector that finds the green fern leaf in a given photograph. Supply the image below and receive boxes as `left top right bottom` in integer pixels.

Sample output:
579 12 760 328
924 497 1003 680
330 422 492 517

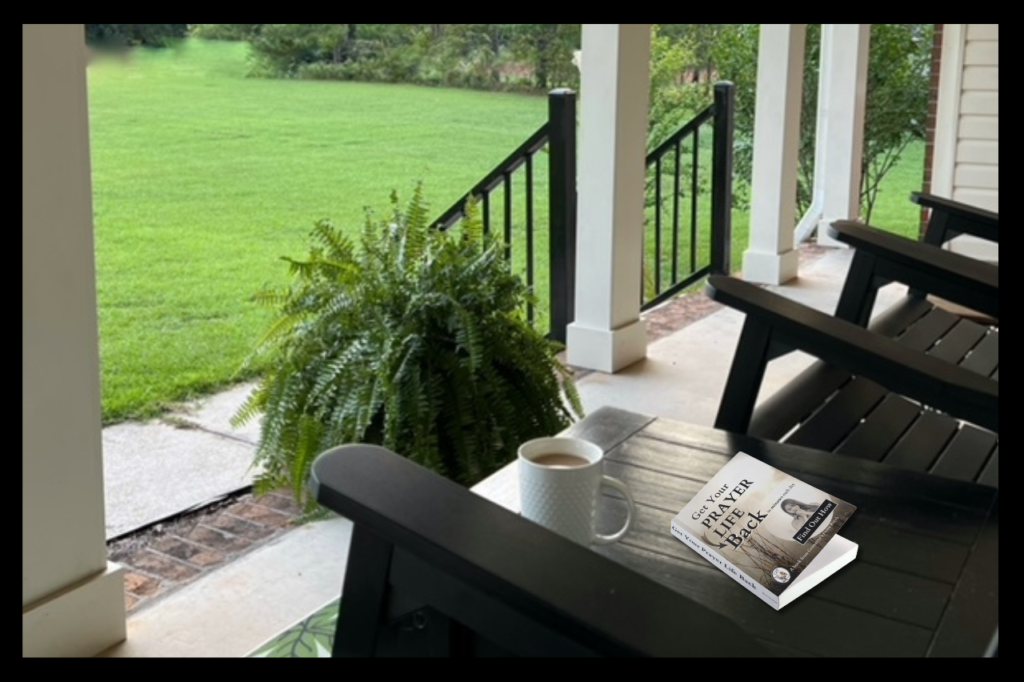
234 186 581 509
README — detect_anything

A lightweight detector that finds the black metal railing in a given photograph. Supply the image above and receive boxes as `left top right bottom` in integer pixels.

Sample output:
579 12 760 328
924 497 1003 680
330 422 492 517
433 82 734 343
431 90 577 344
641 81 734 311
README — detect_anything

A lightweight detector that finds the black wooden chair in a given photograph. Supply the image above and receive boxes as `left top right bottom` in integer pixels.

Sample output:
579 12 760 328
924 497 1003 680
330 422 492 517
827 220 998 330
911 192 998 325
708 190 998 486
829 192 998 329
309 444 766 658
707 237 998 486
910 191 998 252
822 194 998 414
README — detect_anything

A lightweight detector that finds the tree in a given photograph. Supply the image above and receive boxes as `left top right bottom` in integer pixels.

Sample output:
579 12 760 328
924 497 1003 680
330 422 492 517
658 24 730 83
190 24 263 41
703 24 760 196
858 24 932 223
248 24 363 75
418 24 514 87
795 24 932 221
706 24 931 223
231 23 583 90
647 26 702 149
510 24 581 89
84 24 188 48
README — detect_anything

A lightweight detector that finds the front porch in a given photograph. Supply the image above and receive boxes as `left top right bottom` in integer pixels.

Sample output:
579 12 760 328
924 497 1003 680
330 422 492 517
24 23 997 657
102 243 910 657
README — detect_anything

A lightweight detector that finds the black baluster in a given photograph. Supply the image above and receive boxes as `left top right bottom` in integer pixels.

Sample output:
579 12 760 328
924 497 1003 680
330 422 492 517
526 154 535 326
548 89 576 345
503 172 513 262
692 128 699 274
655 157 662 297
482 193 491 237
711 82 735 276
672 141 681 286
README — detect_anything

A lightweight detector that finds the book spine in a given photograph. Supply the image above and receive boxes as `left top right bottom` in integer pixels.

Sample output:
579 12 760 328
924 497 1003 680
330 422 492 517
670 521 781 610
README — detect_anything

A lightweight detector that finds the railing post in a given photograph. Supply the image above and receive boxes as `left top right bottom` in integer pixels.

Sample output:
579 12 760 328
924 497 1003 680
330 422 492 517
711 82 735 276
548 89 577 345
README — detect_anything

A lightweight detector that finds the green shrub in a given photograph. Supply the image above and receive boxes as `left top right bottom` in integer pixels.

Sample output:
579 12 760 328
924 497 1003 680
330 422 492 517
234 186 583 508
85 24 188 48
295 62 354 81
190 24 262 41
247 24 329 76
295 46 421 84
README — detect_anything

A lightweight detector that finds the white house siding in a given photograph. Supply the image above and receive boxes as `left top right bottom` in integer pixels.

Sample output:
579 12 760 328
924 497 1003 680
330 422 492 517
932 24 998 261
954 24 998 215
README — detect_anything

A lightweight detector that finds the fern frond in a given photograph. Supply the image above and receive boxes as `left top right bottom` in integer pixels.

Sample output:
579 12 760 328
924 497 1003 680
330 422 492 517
458 195 485 244
310 219 356 263
235 186 580 509
251 287 293 308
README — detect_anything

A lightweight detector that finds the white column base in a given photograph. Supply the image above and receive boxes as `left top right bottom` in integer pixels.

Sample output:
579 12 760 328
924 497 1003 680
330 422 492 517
23 562 126 658
816 218 851 248
742 248 800 285
567 319 648 373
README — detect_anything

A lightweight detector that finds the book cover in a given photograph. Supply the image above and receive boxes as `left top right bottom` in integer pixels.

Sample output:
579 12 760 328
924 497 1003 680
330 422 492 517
670 452 857 610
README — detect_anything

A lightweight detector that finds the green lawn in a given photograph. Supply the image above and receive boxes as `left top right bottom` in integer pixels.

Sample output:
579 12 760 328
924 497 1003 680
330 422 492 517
859 140 926 237
89 38 927 423
89 40 548 422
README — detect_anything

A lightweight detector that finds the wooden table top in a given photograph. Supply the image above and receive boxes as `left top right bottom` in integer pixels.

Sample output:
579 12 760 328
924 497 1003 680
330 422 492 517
472 407 999 658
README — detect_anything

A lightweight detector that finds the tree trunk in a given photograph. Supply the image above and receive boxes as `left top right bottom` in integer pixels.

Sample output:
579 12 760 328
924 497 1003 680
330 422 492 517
536 36 550 90
343 24 358 62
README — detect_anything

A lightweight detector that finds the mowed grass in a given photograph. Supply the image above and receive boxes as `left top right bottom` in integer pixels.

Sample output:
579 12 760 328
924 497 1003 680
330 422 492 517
89 38 927 423
89 40 548 422
861 140 926 238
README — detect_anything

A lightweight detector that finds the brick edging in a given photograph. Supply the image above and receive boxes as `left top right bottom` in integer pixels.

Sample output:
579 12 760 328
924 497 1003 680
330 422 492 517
109 489 304 613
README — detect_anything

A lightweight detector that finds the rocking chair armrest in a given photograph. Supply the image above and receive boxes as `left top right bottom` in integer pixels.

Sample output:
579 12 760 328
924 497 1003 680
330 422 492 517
828 221 999 320
706 276 999 433
911 192 999 244
310 444 765 657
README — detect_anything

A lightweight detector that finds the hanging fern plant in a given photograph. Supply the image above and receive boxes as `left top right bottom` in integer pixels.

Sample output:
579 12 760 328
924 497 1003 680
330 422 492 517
234 185 583 509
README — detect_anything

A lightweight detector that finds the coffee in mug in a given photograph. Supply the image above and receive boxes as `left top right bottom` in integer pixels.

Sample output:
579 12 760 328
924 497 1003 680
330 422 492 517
529 453 590 469
518 437 635 546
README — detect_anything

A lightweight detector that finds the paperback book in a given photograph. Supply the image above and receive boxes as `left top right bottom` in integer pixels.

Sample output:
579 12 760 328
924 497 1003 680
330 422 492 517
670 452 858 610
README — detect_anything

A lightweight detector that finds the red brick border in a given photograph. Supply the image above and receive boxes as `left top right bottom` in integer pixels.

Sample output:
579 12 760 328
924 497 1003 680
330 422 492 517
108 489 304 613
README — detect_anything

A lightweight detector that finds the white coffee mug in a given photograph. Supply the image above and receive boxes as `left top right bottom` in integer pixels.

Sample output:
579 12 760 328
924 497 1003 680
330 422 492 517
518 437 635 546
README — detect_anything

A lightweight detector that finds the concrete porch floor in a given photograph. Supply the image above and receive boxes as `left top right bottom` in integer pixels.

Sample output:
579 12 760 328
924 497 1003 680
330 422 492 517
103 246 910 657
579 247 909 426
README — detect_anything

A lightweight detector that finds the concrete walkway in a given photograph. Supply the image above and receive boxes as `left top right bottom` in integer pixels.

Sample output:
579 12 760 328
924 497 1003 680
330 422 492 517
102 384 261 538
101 515 353 658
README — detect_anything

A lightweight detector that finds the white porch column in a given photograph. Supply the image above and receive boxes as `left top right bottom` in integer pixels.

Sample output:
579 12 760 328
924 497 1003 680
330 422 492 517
567 24 652 373
23 24 126 656
816 24 871 247
743 24 807 284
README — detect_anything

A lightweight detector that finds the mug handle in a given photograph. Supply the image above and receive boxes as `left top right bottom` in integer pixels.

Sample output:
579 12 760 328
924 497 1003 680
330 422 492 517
593 476 635 546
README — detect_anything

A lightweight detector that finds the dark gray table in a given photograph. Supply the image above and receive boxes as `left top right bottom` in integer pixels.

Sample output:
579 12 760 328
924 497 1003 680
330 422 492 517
472 407 999 657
